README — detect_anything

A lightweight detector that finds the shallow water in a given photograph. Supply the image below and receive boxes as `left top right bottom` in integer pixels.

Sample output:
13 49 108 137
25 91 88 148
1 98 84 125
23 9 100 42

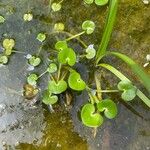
0 0 150 150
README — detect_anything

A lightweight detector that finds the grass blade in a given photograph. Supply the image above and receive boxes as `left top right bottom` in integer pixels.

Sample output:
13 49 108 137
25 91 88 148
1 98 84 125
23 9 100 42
96 0 118 64
98 63 150 107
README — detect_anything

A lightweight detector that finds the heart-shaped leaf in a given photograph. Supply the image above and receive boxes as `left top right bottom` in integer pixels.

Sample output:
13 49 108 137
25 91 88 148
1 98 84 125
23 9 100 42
68 72 86 91
47 63 57 73
29 56 41 67
81 103 103 127
51 3 62 12
55 41 68 51
0 55 8 64
84 0 94 4
85 44 96 59
95 0 109 6
27 73 38 86
118 80 137 101
42 90 58 105
48 80 67 94
0 15 5 23
3 38 15 50
97 99 117 119
58 48 76 66
82 20 95 34
37 33 46 42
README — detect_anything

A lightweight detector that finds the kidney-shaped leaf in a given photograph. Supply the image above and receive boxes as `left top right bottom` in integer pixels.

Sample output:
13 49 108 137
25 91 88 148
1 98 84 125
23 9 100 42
68 72 86 91
55 41 68 51
97 99 117 119
95 0 109 6
81 103 103 127
29 56 41 67
82 20 95 34
47 63 57 73
84 0 94 4
48 80 67 94
58 48 76 66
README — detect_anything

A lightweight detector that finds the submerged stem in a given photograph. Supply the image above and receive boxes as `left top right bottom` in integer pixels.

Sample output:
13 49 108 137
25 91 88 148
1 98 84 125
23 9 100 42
65 31 85 41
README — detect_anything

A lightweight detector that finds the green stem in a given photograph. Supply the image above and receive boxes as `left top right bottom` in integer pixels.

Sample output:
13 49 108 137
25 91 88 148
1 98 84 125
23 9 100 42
65 31 85 41
96 0 118 64
38 70 47 79
57 63 62 81
12 50 27 54
98 63 150 107
97 90 119 93
58 0 64 4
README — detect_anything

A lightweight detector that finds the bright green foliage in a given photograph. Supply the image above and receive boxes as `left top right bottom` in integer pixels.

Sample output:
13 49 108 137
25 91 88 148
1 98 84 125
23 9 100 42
51 3 62 12
37 33 46 42
85 45 96 59
81 103 103 127
55 41 68 51
48 80 67 94
84 0 94 4
58 48 76 66
0 55 8 64
95 0 109 6
68 72 86 91
82 20 95 34
27 73 38 86
3 38 15 56
97 99 117 119
29 56 41 67
47 63 57 73
118 80 137 101
42 90 58 105
0 15 5 23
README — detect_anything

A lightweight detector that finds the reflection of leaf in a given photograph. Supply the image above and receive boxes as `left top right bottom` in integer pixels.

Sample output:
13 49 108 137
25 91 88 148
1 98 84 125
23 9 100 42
48 80 67 94
58 48 76 66
82 20 95 34
42 90 58 105
118 80 137 101
97 99 117 119
81 103 103 127
68 72 86 91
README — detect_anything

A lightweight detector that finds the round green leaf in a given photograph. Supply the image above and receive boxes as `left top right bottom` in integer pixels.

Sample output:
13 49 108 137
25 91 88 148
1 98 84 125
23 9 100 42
97 99 117 119
51 3 62 12
58 48 76 66
95 0 108 6
0 55 8 64
82 20 95 34
47 63 57 73
0 15 5 23
42 90 58 105
84 0 94 4
27 73 38 86
55 41 68 51
48 80 67 94
121 88 137 101
36 33 46 42
85 44 96 59
81 103 103 127
117 80 134 91
5 38 15 49
54 23 65 31
29 56 41 67
68 72 86 91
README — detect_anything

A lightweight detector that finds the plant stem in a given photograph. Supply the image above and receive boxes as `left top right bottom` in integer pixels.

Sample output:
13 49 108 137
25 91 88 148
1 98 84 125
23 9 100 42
57 63 62 81
97 90 119 93
58 0 64 4
12 50 27 54
38 70 48 79
66 31 85 41
96 0 118 64
50 74 55 81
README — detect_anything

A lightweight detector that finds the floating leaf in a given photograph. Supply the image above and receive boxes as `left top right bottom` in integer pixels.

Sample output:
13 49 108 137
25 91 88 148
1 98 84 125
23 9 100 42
37 33 46 42
3 38 15 55
29 56 41 67
27 73 38 86
23 13 33 21
48 80 67 94
81 103 103 127
0 15 5 23
95 0 109 6
0 55 8 64
85 44 96 59
51 3 61 12
82 20 95 34
55 41 68 51
54 23 65 31
68 72 86 91
84 0 94 4
58 48 76 66
42 90 58 105
118 80 137 101
97 99 117 119
47 63 57 73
